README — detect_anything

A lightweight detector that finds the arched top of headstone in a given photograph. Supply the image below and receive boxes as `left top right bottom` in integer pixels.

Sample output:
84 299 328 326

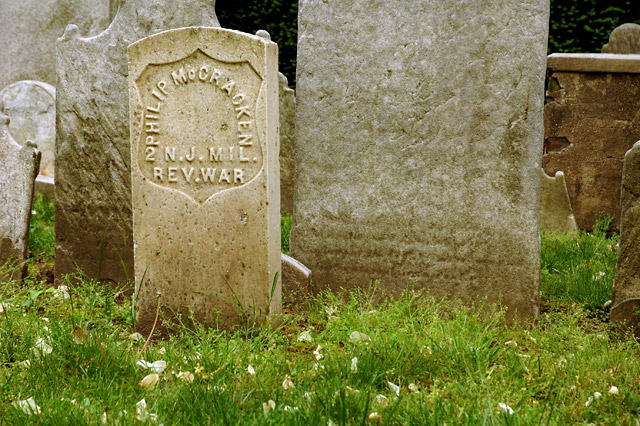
602 23 640 54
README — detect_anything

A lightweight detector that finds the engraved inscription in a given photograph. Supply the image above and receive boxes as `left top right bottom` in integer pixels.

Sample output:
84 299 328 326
135 49 263 203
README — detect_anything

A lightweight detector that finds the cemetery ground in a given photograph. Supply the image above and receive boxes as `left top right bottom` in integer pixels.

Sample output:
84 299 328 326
0 196 639 425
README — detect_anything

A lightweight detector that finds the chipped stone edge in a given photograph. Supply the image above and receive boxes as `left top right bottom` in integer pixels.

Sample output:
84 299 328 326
547 53 640 74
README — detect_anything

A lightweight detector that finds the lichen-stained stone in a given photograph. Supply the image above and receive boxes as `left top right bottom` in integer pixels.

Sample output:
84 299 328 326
602 23 640 54
128 27 281 334
540 169 577 234
55 0 219 287
0 0 111 89
612 141 640 338
281 253 311 309
0 101 41 283
291 0 549 322
544 54 640 232
0 81 56 177
279 73 296 214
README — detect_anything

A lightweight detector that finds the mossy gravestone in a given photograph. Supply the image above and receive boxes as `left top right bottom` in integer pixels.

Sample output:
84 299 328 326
0 102 41 282
291 0 550 321
128 27 281 334
55 0 219 286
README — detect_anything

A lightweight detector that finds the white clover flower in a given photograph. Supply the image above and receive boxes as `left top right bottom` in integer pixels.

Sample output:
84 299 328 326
248 364 256 376
350 357 358 373
53 285 70 299
13 397 41 415
497 402 514 415
608 386 619 395
282 374 294 389
313 345 324 361
32 337 52 358
297 330 313 342
137 360 167 374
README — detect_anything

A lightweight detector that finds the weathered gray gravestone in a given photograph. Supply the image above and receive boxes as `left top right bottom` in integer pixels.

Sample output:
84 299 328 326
292 0 549 321
0 81 56 177
611 141 640 337
0 101 41 282
0 0 112 90
602 23 640 54
279 74 296 214
128 27 281 333
55 0 219 286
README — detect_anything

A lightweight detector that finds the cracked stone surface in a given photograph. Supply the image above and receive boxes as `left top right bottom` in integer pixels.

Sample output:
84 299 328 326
292 0 549 322
0 101 41 283
55 0 219 286
0 0 112 89
612 142 640 337
543 60 640 231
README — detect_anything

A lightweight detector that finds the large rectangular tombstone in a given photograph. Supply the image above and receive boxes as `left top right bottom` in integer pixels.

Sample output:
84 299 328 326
128 27 281 333
0 103 41 282
292 0 550 321
55 0 219 286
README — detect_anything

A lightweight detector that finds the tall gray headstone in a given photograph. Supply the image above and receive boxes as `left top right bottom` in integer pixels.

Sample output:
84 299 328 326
0 0 111 89
0 102 41 282
611 141 640 337
292 0 550 321
55 0 219 285
0 81 56 177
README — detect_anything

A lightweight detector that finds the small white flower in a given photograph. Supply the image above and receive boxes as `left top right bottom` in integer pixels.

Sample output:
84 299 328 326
497 402 514 415
328 420 337 426
263 400 276 417
13 397 41 415
248 364 256 376
297 330 313 342
516 353 531 358
375 394 389 408
283 405 299 412
32 337 52 358
313 345 324 361
157 347 166 355
177 371 194 383
408 383 419 392
350 357 358 373
387 381 400 397
504 340 518 347
135 398 158 422
53 285 70 299
608 386 619 395
313 362 325 370
282 374 295 389
345 386 360 396
585 396 593 407
17 359 31 368
137 360 166 374
349 331 371 345
139 373 159 389
325 305 339 317
594 391 602 399
304 392 315 403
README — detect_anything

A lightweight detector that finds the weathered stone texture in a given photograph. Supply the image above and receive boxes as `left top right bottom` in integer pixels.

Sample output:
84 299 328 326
543 54 640 231
602 23 640 54
281 253 311 308
0 0 111 89
55 1 219 286
129 27 280 334
0 81 56 176
0 102 41 282
611 141 640 337
540 169 577 234
292 0 549 321
279 73 296 214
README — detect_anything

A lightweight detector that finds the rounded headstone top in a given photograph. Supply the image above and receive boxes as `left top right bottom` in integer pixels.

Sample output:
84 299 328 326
602 23 640 54
256 30 271 40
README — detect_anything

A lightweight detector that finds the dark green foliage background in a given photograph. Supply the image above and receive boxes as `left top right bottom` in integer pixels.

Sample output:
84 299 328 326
216 0 640 89
549 0 640 53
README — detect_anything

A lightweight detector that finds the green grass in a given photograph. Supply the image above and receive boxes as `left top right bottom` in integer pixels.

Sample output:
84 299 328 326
0 202 638 424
